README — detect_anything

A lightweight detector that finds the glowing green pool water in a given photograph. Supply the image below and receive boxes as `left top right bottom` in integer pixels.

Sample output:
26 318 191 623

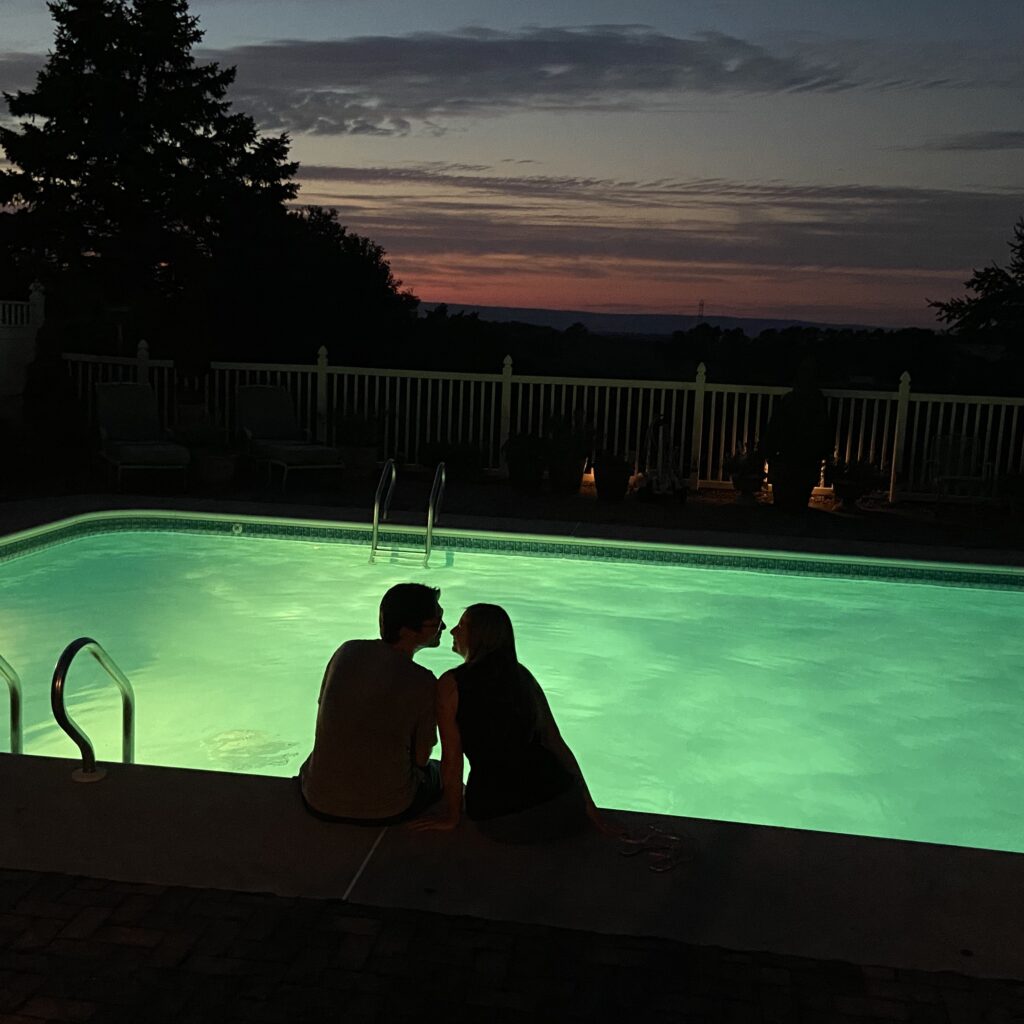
3 520 1023 853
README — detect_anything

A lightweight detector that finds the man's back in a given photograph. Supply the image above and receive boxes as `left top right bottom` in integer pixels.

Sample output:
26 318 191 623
301 639 437 819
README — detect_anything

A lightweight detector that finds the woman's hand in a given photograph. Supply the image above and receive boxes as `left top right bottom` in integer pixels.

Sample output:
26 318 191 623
408 812 461 832
587 804 627 839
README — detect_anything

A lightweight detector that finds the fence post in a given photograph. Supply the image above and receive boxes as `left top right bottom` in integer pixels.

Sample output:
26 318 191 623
888 370 911 504
688 362 707 490
498 354 513 469
316 346 329 442
136 339 150 384
28 280 45 329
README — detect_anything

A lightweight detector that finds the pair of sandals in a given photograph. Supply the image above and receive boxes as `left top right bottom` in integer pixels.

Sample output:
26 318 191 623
617 824 695 873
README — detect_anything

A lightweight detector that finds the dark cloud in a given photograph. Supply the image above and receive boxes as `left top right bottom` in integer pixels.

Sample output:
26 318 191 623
917 130 1024 152
295 163 1024 273
5 28 1015 139
0 51 44 96
199 26 858 136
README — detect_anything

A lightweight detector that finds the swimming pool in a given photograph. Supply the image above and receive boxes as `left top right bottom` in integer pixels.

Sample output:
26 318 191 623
3 511 1023 853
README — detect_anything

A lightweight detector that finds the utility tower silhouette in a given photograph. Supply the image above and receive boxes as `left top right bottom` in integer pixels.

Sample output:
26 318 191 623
697 299 705 318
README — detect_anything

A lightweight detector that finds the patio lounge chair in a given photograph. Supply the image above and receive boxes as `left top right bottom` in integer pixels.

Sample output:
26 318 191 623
95 382 191 488
923 435 993 498
235 385 343 492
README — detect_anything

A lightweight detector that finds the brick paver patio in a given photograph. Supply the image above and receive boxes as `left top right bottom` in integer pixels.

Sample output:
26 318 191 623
2 869 1023 1023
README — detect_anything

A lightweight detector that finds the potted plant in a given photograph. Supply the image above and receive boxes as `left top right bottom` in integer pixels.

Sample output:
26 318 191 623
419 439 484 481
171 417 236 488
827 458 885 510
334 413 381 473
503 432 546 492
545 415 592 495
999 472 1024 519
592 450 633 502
724 444 766 503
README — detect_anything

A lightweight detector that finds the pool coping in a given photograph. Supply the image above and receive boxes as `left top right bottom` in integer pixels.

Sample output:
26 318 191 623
4 491 1024 562
4 501 1024 590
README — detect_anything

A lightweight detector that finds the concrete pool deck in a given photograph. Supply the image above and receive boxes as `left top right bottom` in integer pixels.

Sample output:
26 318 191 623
3 493 1024 1019
5 752 1024 980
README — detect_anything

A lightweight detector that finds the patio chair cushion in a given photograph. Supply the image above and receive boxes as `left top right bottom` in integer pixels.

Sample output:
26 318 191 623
103 441 191 467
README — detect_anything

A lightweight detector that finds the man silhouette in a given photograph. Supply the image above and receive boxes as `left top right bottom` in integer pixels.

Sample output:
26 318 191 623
300 583 444 824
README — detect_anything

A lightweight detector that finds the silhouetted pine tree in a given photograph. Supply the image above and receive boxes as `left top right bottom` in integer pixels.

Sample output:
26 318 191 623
930 217 1024 341
0 0 299 345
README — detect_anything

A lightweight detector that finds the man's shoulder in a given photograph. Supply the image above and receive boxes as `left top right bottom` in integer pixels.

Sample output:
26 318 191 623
332 640 435 682
336 638 381 656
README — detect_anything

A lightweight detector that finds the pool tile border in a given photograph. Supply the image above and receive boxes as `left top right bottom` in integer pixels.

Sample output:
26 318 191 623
2 510 1024 591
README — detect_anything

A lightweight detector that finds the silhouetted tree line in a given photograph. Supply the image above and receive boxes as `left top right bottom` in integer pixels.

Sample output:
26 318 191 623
356 305 1018 396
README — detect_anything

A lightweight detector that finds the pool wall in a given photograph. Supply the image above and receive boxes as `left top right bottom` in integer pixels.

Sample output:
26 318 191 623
4 508 1024 590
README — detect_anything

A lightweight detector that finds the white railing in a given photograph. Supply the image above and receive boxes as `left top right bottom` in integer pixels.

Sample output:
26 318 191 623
0 301 31 327
1 285 46 409
62 344 1024 500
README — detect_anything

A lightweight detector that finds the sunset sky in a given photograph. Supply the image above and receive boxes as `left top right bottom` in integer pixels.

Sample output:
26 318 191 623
3 0 1023 326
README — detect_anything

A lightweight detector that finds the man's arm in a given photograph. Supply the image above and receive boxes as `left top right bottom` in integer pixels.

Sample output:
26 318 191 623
413 706 437 767
409 672 462 830
316 646 345 705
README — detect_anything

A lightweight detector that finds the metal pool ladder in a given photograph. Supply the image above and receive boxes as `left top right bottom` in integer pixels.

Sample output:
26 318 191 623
51 638 136 782
0 653 23 754
369 458 398 563
424 461 446 567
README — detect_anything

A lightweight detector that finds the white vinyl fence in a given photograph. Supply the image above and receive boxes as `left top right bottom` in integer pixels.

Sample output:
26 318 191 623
62 344 1024 500
0 300 32 327
1 284 45 410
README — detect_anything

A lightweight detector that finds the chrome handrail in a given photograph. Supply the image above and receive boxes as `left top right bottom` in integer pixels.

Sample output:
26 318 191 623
0 654 23 754
424 461 446 567
369 458 397 563
51 638 135 777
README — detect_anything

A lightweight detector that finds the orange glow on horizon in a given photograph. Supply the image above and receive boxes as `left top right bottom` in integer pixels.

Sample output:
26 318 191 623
392 252 957 328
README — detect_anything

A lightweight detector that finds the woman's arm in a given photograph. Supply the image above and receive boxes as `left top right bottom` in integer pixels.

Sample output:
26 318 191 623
529 676 614 832
408 671 463 830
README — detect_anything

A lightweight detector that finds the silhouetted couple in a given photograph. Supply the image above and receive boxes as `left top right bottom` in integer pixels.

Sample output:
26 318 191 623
299 584 602 843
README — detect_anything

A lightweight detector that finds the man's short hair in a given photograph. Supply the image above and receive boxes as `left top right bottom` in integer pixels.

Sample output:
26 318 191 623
379 583 441 643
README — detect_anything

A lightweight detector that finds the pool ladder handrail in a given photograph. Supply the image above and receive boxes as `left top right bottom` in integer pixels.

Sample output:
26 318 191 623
369 458 398 563
0 653 23 754
51 637 135 780
424 461 446 567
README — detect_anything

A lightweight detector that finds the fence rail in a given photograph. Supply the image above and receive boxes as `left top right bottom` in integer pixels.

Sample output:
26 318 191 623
62 345 1024 500
0 301 31 328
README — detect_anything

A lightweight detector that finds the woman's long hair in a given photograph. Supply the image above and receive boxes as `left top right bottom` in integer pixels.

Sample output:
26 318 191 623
462 603 542 738
463 603 518 663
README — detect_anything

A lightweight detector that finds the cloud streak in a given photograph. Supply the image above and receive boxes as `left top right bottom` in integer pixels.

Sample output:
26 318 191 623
200 25 859 136
296 162 1024 272
917 130 1024 152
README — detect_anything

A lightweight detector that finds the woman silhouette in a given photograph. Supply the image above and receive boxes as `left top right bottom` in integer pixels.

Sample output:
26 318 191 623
412 603 604 842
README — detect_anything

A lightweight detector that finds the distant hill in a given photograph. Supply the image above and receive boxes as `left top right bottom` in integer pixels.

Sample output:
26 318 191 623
420 303 877 336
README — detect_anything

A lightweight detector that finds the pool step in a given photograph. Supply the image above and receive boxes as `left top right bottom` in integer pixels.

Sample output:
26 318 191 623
374 544 453 569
